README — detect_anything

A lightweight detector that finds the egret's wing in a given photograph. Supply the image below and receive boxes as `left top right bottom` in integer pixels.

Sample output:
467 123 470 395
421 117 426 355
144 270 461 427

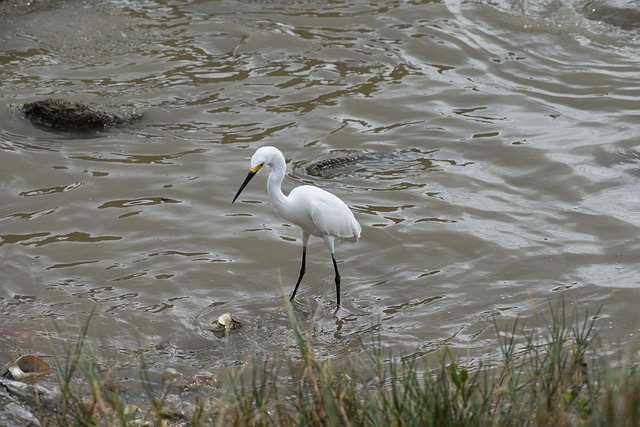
309 194 361 240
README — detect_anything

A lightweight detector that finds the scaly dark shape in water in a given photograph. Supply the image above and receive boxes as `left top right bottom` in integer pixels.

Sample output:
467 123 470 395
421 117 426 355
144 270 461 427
305 151 382 178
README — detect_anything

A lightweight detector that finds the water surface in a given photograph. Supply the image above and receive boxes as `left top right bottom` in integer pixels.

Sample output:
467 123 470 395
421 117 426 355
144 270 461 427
1 0 639 383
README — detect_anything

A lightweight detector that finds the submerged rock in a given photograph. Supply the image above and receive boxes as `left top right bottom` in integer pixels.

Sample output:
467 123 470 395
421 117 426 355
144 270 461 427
21 98 141 131
581 0 640 30
0 0 44 17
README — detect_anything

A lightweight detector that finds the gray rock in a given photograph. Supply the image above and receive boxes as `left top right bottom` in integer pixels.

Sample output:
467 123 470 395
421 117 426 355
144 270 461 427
0 377 61 426
21 99 142 131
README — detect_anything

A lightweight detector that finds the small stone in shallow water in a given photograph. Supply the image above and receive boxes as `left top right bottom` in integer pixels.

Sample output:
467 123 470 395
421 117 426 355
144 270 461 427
207 312 242 334
161 367 182 385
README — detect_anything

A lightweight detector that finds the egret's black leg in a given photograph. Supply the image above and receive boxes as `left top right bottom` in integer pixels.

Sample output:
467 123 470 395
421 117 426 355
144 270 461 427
332 255 341 307
290 246 307 301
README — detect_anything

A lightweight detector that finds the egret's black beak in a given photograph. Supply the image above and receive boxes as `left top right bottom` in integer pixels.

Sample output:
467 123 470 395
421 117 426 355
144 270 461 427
232 170 256 203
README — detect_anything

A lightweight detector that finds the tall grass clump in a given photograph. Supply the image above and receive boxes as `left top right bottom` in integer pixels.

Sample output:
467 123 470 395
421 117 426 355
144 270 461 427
44 298 640 426
221 298 607 426
47 310 177 426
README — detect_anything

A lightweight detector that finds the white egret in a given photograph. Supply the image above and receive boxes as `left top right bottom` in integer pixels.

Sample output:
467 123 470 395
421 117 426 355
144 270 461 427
232 146 361 307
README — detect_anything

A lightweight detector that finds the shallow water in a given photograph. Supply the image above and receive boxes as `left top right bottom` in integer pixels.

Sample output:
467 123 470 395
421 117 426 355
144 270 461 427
1 0 640 383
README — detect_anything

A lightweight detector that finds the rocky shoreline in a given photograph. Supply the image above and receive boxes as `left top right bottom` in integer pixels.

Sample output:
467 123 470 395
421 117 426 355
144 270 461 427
0 377 60 427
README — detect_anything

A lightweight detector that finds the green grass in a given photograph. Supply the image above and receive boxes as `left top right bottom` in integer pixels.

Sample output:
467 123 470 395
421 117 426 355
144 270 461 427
41 298 640 426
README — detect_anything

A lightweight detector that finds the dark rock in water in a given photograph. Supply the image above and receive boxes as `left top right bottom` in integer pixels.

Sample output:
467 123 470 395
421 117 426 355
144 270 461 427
581 0 640 30
0 0 43 17
305 151 381 178
21 99 141 131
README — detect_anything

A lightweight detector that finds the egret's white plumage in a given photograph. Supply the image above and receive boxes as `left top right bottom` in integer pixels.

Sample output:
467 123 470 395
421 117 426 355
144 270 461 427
232 146 361 307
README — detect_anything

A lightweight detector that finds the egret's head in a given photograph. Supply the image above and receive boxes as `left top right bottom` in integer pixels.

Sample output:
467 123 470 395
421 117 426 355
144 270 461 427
232 146 282 203
250 146 282 172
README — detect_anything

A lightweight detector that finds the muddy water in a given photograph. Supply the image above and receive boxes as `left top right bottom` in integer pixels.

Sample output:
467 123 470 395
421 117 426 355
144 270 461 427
1 0 640 382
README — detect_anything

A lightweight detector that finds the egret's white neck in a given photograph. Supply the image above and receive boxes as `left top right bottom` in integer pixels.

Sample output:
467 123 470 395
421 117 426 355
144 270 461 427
266 155 288 210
